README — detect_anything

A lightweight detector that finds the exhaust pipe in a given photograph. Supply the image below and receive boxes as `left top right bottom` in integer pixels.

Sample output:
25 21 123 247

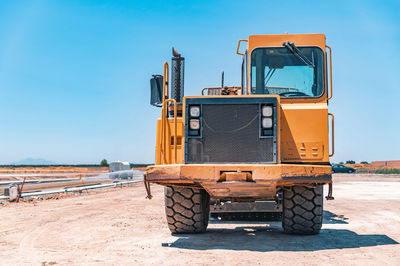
171 47 184 104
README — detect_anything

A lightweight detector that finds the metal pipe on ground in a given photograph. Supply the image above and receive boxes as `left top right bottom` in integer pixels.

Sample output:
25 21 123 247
0 180 141 201
0 178 81 187
0 170 145 187
0 180 116 195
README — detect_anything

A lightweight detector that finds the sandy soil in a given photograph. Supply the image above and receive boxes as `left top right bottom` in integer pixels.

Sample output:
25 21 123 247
0 174 399 265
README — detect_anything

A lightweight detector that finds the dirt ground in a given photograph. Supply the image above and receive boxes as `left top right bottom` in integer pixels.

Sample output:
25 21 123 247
1 174 399 265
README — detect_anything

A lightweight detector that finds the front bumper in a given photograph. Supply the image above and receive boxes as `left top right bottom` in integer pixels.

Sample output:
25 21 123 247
146 164 331 200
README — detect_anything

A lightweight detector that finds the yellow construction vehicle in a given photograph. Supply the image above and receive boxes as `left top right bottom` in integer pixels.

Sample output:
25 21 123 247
145 33 334 234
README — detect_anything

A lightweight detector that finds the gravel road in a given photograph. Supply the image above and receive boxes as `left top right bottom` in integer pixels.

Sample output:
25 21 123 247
0 174 399 265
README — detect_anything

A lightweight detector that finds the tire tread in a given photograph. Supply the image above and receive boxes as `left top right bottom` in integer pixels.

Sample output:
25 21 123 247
282 185 323 234
164 186 210 234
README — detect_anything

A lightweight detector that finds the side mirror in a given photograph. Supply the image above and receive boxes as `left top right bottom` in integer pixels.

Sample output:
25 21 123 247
150 75 163 107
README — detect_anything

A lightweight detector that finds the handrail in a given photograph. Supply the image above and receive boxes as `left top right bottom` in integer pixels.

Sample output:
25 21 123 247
236 39 248 55
328 113 334 157
161 99 177 164
163 62 169 103
326 45 333 100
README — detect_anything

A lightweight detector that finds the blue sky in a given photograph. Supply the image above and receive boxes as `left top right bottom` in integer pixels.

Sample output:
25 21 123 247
0 0 399 164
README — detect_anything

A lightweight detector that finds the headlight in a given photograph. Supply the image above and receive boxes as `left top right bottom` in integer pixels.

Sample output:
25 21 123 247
189 119 200 130
190 106 200 117
262 117 273 128
262 105 273 117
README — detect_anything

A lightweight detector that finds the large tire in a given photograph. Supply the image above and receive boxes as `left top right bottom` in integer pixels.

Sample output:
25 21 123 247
282 185 323 235
164 186 210 234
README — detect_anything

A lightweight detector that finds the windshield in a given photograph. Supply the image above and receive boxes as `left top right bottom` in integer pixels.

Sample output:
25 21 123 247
251 47 325 97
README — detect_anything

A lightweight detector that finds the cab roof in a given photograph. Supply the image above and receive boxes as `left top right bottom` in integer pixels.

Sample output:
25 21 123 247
248 33 326 52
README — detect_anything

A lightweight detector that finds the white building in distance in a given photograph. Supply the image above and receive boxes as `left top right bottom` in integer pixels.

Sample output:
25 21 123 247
109 161 131 172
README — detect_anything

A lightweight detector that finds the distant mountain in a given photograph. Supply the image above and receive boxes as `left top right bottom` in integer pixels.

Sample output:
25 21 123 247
12 158 56 165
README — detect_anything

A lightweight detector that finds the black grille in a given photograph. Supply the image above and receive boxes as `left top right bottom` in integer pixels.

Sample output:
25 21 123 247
186 103 275 163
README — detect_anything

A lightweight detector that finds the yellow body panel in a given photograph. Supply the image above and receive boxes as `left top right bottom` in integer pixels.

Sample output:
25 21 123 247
280 103 329 162
155 117 184 165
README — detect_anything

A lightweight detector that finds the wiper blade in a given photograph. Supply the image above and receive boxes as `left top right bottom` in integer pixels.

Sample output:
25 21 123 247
283 42 314 68
264 68 276 86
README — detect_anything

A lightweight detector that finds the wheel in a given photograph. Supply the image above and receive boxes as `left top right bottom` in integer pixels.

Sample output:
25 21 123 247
282 185 323 235
332 169 335 173
164 186 210 234
348 169 353 173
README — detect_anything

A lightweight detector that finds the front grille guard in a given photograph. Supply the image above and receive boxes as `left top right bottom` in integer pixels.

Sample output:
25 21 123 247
184 97 277 164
